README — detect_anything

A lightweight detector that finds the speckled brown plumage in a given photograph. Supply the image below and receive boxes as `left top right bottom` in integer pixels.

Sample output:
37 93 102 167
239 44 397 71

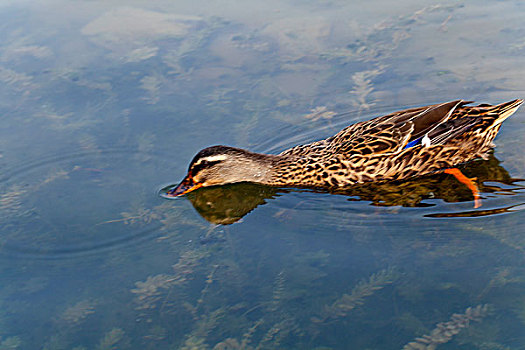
168 99 522 196
268 99 522 188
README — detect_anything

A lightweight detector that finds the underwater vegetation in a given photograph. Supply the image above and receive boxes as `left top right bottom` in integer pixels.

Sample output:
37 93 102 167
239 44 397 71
403 304 492 350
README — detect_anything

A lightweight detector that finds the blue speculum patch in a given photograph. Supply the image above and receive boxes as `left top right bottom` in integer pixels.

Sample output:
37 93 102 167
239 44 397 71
403 136 423 149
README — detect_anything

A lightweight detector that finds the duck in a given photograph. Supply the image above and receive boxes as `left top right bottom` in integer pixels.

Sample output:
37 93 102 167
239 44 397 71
166 99 523 208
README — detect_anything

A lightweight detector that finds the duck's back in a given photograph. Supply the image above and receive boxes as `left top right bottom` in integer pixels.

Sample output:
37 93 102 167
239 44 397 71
277 100 522 185
284 100 521 158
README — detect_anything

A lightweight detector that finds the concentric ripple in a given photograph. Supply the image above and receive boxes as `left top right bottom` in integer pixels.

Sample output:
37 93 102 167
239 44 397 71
0 148 174 259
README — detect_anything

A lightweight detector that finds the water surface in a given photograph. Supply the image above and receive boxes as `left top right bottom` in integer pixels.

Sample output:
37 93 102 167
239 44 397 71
1 0 525 349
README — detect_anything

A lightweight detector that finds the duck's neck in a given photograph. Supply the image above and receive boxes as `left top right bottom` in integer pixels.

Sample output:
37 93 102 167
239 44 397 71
269 155 321 187
239 150 323 187
243 152 314 187
228 151 283 185
268 153 352 188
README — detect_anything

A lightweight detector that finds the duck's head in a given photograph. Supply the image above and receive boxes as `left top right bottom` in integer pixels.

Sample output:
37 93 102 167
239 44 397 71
165 145 276 197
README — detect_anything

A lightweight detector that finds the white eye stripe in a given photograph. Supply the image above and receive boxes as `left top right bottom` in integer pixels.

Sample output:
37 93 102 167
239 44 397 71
203 155 228 162
193 154 228 166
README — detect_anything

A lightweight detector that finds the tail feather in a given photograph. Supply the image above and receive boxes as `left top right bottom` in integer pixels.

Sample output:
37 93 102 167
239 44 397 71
428 99 522 146
490 99 523 127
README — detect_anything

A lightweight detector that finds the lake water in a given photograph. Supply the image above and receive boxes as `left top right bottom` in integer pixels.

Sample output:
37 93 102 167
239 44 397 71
1 1 525 349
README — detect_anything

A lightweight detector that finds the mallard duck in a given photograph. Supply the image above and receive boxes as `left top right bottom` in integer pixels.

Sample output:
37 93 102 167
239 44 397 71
166 99 523 207
171 153 520 224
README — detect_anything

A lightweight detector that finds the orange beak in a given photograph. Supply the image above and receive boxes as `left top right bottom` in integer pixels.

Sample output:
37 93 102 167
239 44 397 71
165 175 203 197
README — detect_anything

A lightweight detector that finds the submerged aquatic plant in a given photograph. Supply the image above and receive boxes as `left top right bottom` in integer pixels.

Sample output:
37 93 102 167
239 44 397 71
239 319 264 349
210 269 302 350
182 308 226 350
0 336 21 350
140 75 163 105
131 249 209 310
213 337 249 350
321 4 460 64
99 205 160 226
255 318 299 350
61 300 96 325
349 66 386 111
403 304 492 350
313 267 398 323
95 328 126 350
303 106 336 122
131 274 183 310
269 271 286 313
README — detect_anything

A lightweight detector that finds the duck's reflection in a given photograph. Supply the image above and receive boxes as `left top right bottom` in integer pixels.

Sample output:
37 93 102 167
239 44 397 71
162 154 523 224
184 183 280 225
332 153 520 207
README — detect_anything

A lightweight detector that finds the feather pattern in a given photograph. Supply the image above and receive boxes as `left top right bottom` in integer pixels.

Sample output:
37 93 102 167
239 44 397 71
271 99 523 187
171 99 523 197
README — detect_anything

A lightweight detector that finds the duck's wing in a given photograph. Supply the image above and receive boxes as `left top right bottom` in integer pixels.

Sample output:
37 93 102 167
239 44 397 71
327 100 464 156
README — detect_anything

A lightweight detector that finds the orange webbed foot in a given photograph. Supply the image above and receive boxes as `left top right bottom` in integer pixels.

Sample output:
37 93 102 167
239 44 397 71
444 168 481 208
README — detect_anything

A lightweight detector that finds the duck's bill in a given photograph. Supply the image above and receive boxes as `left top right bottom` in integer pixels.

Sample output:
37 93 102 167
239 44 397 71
162 177 203 198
